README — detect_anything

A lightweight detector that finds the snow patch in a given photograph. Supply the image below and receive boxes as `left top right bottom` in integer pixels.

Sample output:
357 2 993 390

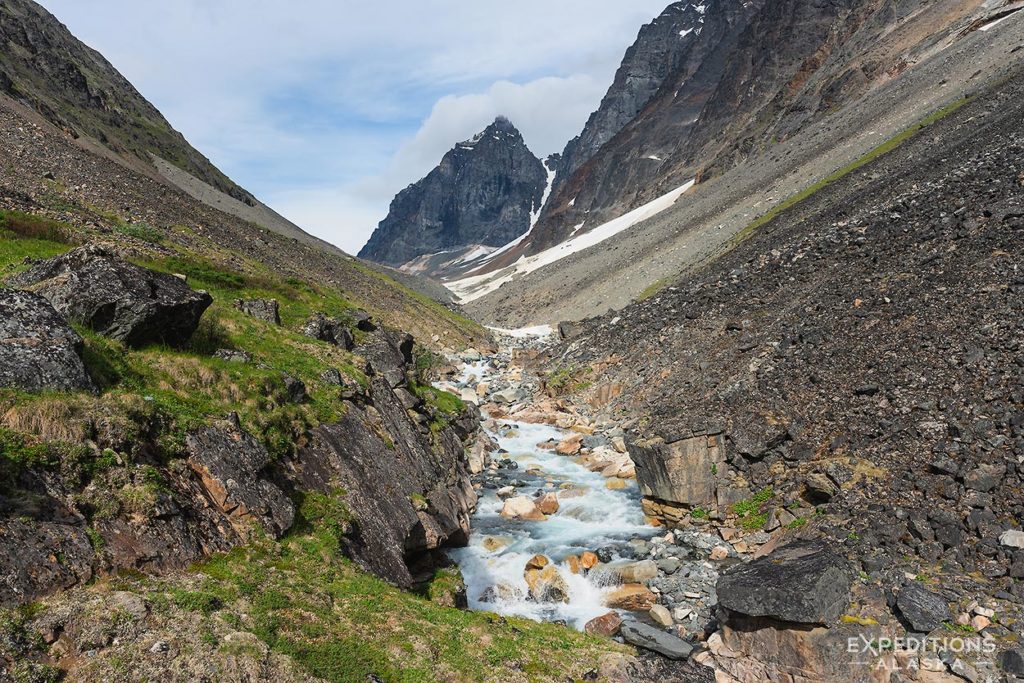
446 178 696 303
529 159 558 229
486 324 555 339
980 11 1018 31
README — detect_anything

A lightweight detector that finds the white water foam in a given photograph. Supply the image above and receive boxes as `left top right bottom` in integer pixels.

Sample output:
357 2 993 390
449 420 657 629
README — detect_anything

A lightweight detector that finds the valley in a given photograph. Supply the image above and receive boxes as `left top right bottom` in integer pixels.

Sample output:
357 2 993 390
2 0 1024 681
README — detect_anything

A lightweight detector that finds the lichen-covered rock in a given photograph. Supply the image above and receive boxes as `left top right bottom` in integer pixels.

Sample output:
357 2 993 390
0 288 95 392
185 423 295 538
0 519 95 608
300 313 354 350
717 541 853 626
8 244 212 347
234 298 280 325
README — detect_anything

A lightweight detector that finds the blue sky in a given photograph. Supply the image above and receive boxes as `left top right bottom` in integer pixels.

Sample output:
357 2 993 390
38 1 668 253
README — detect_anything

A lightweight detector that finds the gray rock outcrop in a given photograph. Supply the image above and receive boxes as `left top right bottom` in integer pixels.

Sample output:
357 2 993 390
9 244 212 347
895 582 951 633
301 313 354 350
186 422 296 538
288 328 477 588
0 288 95 392
620 620 694 660
234 298 280 325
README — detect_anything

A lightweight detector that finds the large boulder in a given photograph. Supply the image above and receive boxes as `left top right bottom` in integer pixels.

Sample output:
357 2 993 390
627 432 725 509
301 313 354 350
717 541 854 626
8 245 212 347
605 583 657 611
0 289 95 392
186 422 295 538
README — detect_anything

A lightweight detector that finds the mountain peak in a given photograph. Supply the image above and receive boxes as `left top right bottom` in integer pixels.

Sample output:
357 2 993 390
488 115 517 132
358 116 546 268
456 116 523 152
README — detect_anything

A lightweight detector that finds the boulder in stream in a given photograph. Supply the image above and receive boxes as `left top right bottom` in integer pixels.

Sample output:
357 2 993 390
605 584 657 611
585 612 623 637
535 492 560 515
525 564 569 603
500 496 546 521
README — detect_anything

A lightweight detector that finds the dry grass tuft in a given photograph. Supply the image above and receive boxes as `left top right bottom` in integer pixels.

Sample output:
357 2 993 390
3 398 91 443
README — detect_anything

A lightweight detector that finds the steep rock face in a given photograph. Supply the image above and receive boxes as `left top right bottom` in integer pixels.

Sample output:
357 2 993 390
359 117 547 268
0 324 478 605
512 0 988 258
554 2 715 195
525 0 762 253
287 327 478 588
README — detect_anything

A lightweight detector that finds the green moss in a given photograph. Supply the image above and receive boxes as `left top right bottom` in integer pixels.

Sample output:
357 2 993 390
114 221 163 244
85 526 106 551
170 589 223 615
295 489 352 544
690 507 708 520
732 487 774 530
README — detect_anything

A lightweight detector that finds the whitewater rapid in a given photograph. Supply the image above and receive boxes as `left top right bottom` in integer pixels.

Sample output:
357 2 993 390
448 418 659 629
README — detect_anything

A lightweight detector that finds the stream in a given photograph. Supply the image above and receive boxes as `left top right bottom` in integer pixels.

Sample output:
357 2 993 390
442 347 667 631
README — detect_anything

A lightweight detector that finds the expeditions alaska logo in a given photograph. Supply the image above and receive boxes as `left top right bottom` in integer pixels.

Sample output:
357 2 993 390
849 634 998 679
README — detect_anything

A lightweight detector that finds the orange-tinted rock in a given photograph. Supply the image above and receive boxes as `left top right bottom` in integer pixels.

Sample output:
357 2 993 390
525 554 549 571
536 492 560 515
585 611 624 637
556 434 584 455
605 584 657 611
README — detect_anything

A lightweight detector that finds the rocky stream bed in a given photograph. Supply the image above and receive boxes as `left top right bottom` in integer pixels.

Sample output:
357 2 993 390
435 335 733 663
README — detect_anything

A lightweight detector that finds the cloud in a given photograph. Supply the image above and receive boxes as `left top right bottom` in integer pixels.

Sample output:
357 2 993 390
270 74 614 254
37 0 669 253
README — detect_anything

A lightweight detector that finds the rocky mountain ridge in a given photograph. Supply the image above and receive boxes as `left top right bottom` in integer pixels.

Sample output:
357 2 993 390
474 0 1010 272
461 4 1021 326
358 116 548 273
0 0 342 250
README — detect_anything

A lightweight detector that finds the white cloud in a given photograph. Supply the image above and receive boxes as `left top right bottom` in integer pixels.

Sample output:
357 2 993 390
37 0 669 253
269 74 613 253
